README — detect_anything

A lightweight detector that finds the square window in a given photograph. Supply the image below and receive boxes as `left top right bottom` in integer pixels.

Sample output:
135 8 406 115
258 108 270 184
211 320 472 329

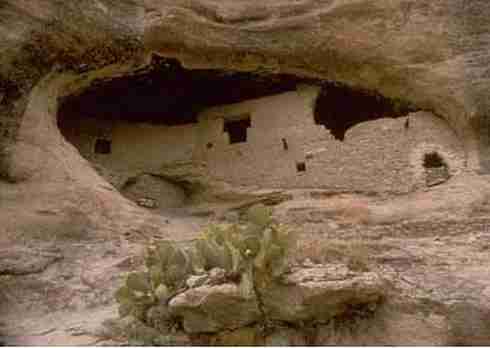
296 162 306 172
224 116 251 144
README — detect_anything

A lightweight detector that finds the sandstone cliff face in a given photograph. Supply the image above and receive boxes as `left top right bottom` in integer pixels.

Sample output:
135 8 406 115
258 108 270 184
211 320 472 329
2 0 489 237
1 1 490 345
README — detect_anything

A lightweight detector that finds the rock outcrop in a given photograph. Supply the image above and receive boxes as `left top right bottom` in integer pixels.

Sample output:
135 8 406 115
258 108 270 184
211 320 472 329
1 1 490 234
110 205 386 345
259 264 384 323
2 1 490 345
168 282 261 333
0 246 62 276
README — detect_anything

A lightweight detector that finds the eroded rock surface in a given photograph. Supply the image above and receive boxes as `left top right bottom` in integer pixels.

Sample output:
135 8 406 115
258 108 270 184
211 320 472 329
108 206 387 344
259 265 384 323
2 0 490 346
0 246 62 276
169 283 261 333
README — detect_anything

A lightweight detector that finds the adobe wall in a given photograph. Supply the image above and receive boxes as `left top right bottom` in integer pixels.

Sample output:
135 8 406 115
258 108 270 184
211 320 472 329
197 86 466 194
60 85 467 202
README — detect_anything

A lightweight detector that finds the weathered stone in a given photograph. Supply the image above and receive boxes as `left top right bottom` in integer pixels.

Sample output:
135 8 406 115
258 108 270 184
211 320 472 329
203 268 227 286
136 198 158 209
0 246 62 276
212 327 260 346
264 329 307 346
447 302 490 346
259 264 385 323
185 274 208 288
123 174 186 209
168 283 261 333
3 3 490 343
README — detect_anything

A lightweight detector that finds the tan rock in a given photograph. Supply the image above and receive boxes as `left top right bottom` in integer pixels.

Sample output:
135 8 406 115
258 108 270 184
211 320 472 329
259 264 385 323
168 283 261 333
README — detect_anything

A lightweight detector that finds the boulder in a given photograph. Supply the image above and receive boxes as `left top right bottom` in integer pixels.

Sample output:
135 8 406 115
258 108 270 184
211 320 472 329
259 264 385 323
264 328 307 346
168 283 261 333
212 327 260 346
0 246 62 275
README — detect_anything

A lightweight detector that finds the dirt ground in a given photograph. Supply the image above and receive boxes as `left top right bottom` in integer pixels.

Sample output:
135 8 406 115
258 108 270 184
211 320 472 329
2 174 490 345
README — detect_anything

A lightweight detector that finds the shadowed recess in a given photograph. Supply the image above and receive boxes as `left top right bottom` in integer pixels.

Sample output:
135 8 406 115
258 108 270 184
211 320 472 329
58 56 416 133
424 152 447 169
58 57 301 126
314 83 416 140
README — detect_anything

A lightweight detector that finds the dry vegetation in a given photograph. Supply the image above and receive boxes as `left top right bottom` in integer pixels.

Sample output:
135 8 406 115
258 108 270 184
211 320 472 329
291 237 377 272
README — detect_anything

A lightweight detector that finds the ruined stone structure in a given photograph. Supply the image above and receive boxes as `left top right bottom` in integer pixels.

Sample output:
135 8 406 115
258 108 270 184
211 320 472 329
3 1 490 346
60 85 465 209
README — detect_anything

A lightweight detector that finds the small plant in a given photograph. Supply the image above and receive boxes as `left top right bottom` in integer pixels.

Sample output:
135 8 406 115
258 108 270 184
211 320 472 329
292 238 373 272
113 204 294 343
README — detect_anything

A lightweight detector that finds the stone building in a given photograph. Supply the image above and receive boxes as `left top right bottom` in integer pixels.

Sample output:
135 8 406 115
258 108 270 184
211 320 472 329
60 84 466 210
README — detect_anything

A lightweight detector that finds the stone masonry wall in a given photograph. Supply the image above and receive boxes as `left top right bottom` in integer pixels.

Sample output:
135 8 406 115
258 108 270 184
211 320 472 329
59 85 467 201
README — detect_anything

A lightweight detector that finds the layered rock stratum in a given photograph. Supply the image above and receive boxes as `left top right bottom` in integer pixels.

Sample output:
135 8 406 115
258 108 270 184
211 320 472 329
1 1 490 345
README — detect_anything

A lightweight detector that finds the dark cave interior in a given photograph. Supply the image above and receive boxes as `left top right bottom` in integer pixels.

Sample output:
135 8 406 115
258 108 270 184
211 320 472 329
58 56 416 139
313 84 416 140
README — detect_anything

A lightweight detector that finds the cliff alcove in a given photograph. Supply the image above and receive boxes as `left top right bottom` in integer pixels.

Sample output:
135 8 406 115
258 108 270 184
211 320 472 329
56 56 464 213
3 1 490 345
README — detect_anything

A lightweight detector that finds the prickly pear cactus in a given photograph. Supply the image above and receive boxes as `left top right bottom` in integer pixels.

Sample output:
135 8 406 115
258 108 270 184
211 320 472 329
114 203 295 342
253 223 294 279
247 203 273 227
115 272 154 320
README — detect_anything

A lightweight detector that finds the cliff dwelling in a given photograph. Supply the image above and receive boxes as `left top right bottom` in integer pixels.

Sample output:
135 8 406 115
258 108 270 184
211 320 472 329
58 58 466 212
5 1 490 346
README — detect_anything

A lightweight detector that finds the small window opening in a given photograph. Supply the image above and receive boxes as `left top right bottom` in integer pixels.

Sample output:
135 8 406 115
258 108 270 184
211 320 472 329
94 139 111 154
296 162 306 172
282 138 289 151
423 152 446 169
206 142 214 149
423 152 450 187
224 116 251 144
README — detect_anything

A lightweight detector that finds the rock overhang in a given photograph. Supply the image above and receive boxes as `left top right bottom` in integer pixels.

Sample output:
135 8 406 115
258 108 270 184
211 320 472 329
1 1 487 164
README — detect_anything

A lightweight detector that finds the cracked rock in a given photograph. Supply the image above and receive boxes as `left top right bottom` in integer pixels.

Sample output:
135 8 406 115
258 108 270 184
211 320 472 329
185 274 208 288
259 264 385 323
168 283 261 333
0 246 62 275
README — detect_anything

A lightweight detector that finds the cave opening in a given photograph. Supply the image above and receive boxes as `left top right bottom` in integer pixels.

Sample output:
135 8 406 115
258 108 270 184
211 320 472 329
58 55 416 133
57 56 301 127
313 83 416 141
56 55 420 207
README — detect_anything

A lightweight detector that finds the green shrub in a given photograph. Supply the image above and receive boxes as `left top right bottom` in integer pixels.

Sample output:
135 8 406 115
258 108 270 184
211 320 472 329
114 204 294 341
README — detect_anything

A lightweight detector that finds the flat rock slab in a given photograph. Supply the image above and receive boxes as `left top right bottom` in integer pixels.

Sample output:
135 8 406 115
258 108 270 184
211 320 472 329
0 246 62 276
168 283 261 333
259 264 385 323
